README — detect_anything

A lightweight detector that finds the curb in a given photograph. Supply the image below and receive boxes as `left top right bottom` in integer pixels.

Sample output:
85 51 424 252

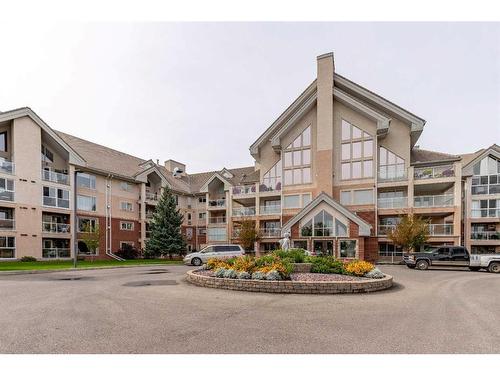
0 263 184 276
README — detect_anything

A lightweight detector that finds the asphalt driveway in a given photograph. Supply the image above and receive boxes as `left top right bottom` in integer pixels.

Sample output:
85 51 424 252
0 265 498 354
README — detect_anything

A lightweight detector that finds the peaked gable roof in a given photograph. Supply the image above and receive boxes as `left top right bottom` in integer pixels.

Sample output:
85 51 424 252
281 192 372 236
461 144 500 176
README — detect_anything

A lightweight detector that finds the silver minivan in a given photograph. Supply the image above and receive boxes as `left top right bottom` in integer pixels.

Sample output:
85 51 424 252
183 244 245 266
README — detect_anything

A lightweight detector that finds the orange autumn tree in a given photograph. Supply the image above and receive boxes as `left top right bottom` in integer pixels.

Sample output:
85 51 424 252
388 214 429 253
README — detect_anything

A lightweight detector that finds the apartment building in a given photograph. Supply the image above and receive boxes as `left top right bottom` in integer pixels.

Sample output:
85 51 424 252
0 52 498 262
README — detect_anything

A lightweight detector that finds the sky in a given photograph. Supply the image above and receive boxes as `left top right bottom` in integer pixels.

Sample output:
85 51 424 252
0 22 499 173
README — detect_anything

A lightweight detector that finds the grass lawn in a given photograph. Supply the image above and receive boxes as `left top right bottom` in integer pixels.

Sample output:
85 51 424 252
0 259 183 272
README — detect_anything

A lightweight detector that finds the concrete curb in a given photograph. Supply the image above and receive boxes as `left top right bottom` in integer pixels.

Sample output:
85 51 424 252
186 270 393 294
0 263 184 276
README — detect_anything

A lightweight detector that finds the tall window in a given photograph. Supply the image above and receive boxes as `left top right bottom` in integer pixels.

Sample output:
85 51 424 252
41 144 54 163
0 178 14 202
341 120 373 179
43 186 69 208
77 195 96 211
379 146 405 180
471 156 500 195
77 173 96 189
0 236 15 258
300 210 336 237
78 217 97 232
120 201 133 212
262 159 282 191
283 126 311 185
0 132 7 152
120 182 133 192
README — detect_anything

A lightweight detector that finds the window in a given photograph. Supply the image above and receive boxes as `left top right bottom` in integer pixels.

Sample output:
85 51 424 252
292 240 308 250
301 210 346 237
472 156 500 176
199 212 206 219
471 157 500 195
41 144 54 163
198 196 206 203
379 147 405 180
262 159 282 191
120 201 133 212
198 227 206 235
78 217 97 232
339 240 357 258
335 219 347 236
283 195 301 209
341 120 373 179
302 193 312 207
379 243 402 257
0 178 14 202
0 236 15 258
471 199 500 218
283 126 312 185
77 173 96 189
0 132 6 152
120 221 134 231
43 186 70 208
340 189 374 205
120 241 134 251
78 240 97 255
207 227 226 242
120 182 133 192
77 195 96 211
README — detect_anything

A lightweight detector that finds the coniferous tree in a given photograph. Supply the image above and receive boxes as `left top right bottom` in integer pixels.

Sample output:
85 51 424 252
145 187 186 258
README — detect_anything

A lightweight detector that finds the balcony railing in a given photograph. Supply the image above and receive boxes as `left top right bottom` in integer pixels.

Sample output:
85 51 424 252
0 160 15 175
260 205 281 215
378 166 407 181
0 190 14 202
259 179 282 193
378 224 397 236
43 196 70 209
414 165 455 180
471 231 500 241
42 248 71 258
414 194 454 208
377 197 407 209
208 216 226 224
208 199 226 208
471 209 500 218
42 222 71 233
259 228 281 237
145 212 154 219
232 207 256 217
207 234 227 242
145 192 159 201
428 224 453 236
0 218 15 230
232 185 256 196
41 170 69 185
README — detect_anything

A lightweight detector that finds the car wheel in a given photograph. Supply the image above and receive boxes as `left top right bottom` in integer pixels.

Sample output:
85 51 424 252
469 267 481 272
416 259 429 271
488 262 500 273
406 264 416 269
191 257 202 267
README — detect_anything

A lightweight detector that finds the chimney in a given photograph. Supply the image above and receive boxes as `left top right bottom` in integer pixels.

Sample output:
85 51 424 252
164 159 186 176
315 52 335 194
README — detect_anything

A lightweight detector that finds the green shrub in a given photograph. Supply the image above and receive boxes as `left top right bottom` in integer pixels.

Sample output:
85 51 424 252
272 248 306 263
265 270 282 280
308 256 346 274
20 256 37 262
254 254 278 268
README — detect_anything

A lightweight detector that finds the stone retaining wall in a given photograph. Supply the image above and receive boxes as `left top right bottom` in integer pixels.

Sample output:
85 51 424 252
186 270 393 294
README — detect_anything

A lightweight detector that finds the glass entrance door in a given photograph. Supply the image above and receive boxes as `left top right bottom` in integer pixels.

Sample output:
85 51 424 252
313 240 334 256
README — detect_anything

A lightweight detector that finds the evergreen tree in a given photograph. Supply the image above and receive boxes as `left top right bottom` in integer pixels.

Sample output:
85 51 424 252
145 186 186 258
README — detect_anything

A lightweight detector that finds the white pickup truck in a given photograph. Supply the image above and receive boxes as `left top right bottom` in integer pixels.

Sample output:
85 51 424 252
403 246 500 273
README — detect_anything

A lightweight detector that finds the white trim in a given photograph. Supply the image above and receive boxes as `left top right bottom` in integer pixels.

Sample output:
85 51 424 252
119 221 134 231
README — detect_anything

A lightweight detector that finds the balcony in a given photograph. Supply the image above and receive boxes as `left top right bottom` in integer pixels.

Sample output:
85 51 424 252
0 218 15 230
0 159 15 175
232 207 256 217
260 205 281 215
377 197 407 209
208 199 226 209
259 179 282 193
471 231 500 241
42 248 71 258
43 196 70 209
145 212 154 220
378 166 407 182
428 223 453 236
260 227 281 238
145 192 160 201
414 194 454 208
414 165 454 180
0 190 14 202
232 185 256 196
41 170 69 185
378 224 396 236
471 209 500 218
471 174 500 195
208 216 226 224
42 222 71 234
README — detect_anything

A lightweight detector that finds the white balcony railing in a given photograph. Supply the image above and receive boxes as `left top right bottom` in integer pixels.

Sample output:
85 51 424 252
43 196 70 209
414 165 455 180
145 192 159 201
0 160 15 175
378 166 407 181
378 224 397 236
42 222 71 233
232 207 256 217
232 184 257 196
471 231 500 241
259 228 281 237
471 209 500 218
41 170 69 185
208 216 226 224
42 248 71 258
377 197 407 209
428 224 453 236
260 205 281 215
0 218 15 230
259 179 282 193
208 199 226 208
414 194 454 208
0 190 14 202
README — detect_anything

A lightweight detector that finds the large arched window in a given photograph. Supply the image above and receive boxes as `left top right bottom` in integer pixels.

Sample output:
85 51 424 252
283 126 311 185
300 210 335 237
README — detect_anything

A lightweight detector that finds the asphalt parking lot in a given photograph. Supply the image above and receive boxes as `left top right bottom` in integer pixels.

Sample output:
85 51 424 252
0 265 498 354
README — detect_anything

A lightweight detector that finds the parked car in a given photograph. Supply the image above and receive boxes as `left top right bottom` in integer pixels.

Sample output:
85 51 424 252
403 246 500 273
183 244 245 266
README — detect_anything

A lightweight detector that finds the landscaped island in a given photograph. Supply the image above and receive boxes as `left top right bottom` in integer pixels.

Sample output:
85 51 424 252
186 249 393 294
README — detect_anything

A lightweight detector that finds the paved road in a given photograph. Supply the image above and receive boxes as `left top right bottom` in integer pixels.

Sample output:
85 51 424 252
0 265 498 354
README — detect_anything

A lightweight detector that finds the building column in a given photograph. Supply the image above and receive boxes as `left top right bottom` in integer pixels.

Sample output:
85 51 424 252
453 162 463 245
140 182 146 249
69 164 77 258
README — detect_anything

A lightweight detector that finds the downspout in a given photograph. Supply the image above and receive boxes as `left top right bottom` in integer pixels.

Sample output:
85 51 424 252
106 173 124 261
